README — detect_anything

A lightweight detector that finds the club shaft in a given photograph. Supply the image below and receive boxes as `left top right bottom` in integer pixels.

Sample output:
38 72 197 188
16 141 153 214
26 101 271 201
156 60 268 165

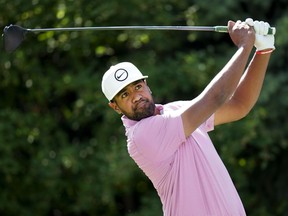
27 26 226 33
26 25 276 35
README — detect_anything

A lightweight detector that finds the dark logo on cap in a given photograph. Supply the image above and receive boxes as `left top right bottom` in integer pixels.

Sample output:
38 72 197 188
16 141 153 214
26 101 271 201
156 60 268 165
114 69 128 82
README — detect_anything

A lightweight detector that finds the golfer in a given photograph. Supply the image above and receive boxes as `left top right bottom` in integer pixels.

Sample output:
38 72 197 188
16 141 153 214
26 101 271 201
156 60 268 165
101 18 275 216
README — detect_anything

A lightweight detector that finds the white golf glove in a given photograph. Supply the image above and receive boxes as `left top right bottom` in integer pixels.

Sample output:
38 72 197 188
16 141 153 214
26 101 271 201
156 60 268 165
245 18 275 51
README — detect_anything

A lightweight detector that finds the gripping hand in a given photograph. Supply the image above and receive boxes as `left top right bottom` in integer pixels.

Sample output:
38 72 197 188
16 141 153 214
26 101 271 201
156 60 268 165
245 18 275 51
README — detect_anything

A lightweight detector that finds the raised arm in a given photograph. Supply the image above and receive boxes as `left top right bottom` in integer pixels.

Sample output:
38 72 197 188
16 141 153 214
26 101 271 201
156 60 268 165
181 20 255 137
214 19 275 125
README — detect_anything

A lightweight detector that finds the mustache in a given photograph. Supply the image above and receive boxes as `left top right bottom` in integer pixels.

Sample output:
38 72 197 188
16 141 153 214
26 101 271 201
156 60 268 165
133 98 149 110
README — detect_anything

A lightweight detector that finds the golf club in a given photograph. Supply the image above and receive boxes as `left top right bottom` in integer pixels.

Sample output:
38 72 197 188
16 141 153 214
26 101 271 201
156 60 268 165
2 24 276 53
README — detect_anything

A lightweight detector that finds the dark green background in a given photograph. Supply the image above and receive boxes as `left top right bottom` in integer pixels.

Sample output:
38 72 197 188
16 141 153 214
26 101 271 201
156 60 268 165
1 0 287 215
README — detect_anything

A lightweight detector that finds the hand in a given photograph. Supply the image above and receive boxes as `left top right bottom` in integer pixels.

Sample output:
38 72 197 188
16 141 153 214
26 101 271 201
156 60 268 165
245 18 275 51
228 20 255 49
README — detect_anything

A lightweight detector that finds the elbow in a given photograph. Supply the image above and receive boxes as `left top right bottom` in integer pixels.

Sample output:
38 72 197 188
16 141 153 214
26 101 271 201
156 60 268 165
234 101 254 121
240 107 253 119
234 111 248 121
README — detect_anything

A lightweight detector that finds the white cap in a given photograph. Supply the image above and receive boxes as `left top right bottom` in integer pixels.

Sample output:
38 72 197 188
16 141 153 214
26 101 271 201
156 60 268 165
101 62 148 101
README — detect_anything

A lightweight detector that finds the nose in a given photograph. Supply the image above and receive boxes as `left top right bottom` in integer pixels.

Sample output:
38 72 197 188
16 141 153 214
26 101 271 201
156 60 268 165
132 93 142 103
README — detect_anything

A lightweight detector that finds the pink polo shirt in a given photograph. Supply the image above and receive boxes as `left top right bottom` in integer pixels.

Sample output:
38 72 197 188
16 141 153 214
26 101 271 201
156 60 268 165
122 101 246 216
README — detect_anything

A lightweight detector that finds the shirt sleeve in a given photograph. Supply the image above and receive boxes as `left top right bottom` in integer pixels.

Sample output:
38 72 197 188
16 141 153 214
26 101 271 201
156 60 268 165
202 114 215 132
131 113 186 162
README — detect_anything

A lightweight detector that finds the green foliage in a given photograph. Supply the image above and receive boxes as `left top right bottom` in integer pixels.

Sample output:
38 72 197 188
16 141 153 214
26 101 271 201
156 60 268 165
0 0 287 215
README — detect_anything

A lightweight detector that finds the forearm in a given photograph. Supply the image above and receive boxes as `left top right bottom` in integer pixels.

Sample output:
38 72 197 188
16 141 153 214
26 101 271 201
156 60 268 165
201 46 253 104
231 51 271 112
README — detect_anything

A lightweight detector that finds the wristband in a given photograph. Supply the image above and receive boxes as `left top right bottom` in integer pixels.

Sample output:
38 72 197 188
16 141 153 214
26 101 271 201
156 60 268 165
256 49 274 55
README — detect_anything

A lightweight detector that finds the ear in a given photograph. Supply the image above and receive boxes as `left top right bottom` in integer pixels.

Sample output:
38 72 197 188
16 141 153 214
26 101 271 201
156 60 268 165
144 80 152 94
147 86 152 94
108 102 122 114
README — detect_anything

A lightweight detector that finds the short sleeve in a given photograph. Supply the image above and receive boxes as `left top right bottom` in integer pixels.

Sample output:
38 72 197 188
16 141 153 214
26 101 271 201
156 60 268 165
203 114 215 132
131 113 186 162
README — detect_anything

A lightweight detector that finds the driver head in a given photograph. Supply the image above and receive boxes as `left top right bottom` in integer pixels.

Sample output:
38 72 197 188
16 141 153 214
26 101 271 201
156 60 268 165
3 25 27 52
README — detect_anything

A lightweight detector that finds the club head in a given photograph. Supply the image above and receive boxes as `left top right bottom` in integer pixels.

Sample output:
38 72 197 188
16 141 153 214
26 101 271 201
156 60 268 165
2 24 28 52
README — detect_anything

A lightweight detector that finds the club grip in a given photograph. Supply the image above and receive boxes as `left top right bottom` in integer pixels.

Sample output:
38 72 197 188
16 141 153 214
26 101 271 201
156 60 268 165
215 26 276 35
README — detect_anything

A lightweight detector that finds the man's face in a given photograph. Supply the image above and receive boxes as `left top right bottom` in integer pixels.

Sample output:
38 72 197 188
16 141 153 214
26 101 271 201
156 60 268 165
109 80 156 121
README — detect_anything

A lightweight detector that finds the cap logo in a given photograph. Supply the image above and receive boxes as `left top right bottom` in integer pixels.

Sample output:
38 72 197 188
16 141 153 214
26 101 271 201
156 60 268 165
114 68 128 82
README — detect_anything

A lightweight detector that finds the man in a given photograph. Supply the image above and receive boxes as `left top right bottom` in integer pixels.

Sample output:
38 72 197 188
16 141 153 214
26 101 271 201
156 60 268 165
101 18 275 216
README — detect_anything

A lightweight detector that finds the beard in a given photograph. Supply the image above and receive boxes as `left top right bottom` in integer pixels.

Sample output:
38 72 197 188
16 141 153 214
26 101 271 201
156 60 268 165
125 98 156 121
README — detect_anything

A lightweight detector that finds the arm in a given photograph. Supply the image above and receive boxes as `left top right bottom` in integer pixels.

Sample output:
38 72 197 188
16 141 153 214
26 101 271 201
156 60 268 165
181 20 255 137
214 52 271 125
214 19 275 125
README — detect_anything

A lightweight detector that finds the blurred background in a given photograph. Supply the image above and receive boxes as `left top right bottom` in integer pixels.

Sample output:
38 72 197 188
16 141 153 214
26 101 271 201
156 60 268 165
0 0 288 215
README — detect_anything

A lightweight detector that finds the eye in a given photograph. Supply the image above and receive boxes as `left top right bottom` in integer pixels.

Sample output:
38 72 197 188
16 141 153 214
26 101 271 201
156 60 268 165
135 84 142 90
121 92 128 99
